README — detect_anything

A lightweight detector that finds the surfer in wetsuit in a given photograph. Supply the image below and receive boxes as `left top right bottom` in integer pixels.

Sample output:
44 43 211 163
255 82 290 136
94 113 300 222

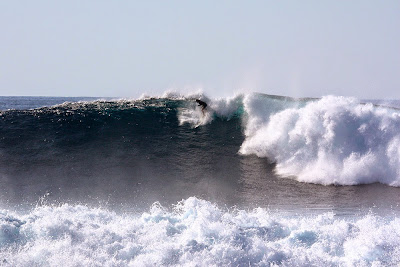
196 99 207 115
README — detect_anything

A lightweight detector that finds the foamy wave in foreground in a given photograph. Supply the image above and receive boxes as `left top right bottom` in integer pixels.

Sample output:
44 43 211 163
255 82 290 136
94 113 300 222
0 198 399 266
240 95 400 186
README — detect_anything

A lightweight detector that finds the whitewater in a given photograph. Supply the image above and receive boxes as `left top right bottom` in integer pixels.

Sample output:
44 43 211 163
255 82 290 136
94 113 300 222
1 198 400 266
0 93 399 266
179 93 400 186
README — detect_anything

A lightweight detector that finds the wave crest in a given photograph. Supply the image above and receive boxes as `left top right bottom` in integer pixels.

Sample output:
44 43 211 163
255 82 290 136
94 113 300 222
240 95 400 186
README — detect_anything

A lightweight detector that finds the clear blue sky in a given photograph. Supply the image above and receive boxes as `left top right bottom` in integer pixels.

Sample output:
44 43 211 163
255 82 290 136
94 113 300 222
1 1 399 98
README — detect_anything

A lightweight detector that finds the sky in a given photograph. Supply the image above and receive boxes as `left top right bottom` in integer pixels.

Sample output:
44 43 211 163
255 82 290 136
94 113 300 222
0 1 399 98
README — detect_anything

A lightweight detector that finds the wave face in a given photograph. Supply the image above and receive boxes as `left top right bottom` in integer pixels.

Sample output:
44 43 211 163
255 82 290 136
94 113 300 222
0 197 399 266
1 94 400 192
0 97 250 210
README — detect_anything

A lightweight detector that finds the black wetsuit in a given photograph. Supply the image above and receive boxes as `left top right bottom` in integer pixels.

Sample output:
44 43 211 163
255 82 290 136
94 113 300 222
196 99 207 110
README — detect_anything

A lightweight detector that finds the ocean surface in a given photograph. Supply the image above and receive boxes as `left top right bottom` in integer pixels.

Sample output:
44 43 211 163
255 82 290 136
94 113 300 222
0 93 400 266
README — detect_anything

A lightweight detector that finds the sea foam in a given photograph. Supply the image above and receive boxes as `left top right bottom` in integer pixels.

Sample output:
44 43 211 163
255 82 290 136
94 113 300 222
0 198 399 266
240 95 400 186
178 94 243 127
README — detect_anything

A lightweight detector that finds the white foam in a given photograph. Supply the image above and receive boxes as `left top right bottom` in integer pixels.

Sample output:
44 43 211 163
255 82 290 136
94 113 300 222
0 198 399 266
240 95 400 186
178 94 243 127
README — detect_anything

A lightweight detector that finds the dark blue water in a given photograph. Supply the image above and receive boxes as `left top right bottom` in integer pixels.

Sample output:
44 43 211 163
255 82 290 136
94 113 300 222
0 96 102 111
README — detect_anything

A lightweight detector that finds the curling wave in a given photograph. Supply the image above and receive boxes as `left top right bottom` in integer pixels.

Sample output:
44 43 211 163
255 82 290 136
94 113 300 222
1 93 400 187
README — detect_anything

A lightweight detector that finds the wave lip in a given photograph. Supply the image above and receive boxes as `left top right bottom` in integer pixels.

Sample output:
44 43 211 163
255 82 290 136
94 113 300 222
240 95 400 186
0 198 399 266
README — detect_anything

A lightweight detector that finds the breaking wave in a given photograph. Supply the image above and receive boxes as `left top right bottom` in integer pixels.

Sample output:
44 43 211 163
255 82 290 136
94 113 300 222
239 95 400 186
177 93 400 186
1 93 400 187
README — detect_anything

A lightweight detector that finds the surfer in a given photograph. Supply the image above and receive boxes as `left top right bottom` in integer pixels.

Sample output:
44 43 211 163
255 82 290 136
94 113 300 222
196 99 207 115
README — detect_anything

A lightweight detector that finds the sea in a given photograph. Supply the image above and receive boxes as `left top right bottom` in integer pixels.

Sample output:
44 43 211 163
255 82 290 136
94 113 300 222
0 93 400 266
